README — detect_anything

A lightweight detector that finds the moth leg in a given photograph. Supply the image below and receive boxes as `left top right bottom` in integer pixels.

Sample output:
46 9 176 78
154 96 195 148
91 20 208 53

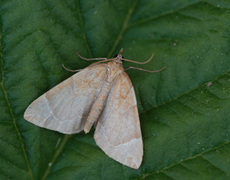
125 66 166 72
62 59 114 73
62 64 82 72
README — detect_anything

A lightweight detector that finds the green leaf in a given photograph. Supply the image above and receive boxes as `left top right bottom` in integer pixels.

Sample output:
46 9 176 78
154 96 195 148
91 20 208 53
1 0 230 179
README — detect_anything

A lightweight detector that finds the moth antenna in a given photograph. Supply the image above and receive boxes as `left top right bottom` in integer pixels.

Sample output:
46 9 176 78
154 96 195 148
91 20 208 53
76 51 107 61
125 66 166 73
122 53 154 64
62 64 81 72
93 58 115 63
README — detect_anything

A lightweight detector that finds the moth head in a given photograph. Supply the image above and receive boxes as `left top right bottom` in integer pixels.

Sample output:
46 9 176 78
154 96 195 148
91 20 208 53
114 48 124 62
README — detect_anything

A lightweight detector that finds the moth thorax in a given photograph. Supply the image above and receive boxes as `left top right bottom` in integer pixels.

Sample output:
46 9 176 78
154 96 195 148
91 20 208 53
107 62 123 82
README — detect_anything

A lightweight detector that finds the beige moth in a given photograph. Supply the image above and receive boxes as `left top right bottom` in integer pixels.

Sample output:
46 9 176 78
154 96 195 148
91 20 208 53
24 49 165 169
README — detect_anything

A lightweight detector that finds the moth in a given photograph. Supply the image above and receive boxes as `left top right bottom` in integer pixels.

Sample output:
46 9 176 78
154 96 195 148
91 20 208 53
24 49 165 169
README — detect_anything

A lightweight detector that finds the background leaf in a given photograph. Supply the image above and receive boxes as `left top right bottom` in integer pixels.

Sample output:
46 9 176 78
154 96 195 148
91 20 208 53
1 0 230 179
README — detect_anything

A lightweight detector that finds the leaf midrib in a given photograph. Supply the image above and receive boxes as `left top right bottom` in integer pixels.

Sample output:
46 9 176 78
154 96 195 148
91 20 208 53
107 0 138 58
0 29 34 180
41 135 72 180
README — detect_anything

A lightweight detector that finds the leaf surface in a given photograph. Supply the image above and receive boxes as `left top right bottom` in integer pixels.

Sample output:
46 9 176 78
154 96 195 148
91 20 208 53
0 0 230 179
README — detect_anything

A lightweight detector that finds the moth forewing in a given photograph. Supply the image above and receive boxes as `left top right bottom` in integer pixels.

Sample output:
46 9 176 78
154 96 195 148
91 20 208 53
94 72 143 169
24 64 108 134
